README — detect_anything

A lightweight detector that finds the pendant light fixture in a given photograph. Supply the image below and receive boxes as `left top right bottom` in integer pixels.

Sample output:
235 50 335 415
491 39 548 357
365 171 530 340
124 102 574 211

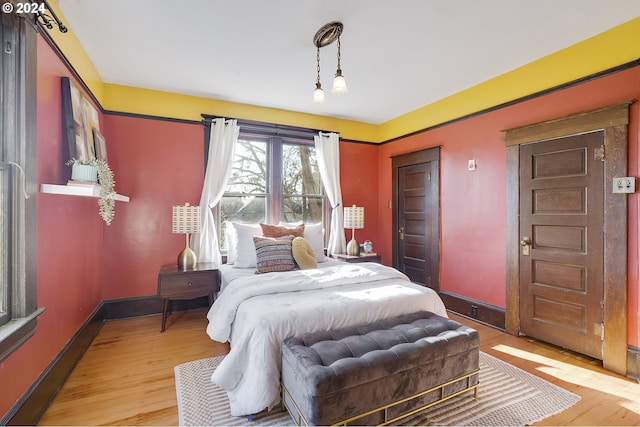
312 21 347 103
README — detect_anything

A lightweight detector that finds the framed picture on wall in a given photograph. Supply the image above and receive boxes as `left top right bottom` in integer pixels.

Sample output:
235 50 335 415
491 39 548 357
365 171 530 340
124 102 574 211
93 128 108 162
61 77 100 162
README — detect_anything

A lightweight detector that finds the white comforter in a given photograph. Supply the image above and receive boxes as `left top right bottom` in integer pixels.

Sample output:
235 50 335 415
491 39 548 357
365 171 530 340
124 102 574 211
206 262 447 416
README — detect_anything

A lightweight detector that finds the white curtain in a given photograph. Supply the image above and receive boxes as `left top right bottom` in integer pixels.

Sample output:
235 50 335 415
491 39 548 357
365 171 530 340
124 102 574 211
314 131 346 255
191 118 239 265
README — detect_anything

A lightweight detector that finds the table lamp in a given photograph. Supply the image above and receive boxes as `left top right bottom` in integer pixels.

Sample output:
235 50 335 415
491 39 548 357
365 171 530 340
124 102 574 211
343 204 364 256
172 203 201 270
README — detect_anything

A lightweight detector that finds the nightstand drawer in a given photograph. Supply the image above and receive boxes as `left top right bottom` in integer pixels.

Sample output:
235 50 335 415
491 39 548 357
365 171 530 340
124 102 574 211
158 270 219 298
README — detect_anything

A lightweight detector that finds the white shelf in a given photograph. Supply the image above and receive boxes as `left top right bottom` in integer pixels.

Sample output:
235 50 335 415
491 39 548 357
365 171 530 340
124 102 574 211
40 184 130 202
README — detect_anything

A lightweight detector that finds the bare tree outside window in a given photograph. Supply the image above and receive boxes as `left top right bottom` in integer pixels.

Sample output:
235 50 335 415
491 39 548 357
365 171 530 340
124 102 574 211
218 134 325 250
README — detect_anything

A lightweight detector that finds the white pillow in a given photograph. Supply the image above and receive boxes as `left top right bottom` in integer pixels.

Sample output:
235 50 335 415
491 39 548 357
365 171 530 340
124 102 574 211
280 222 326 263
224 221 238 264
229 222 262 268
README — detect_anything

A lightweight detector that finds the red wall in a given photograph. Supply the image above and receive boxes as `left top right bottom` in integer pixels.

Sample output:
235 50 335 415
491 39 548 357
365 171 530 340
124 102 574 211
339 142 380 253
377 67 640 346
0 36 105 418
101 115 204 299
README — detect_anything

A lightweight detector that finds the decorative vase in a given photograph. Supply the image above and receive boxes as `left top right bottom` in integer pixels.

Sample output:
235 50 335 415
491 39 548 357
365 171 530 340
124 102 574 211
71 164 98 182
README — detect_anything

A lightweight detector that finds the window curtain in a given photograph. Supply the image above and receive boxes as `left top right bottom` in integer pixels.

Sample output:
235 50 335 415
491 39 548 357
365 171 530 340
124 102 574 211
191 118 239 265
314 131 346 254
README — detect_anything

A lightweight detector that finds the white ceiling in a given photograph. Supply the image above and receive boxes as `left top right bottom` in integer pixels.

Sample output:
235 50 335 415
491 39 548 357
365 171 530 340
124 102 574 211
57 0 640 124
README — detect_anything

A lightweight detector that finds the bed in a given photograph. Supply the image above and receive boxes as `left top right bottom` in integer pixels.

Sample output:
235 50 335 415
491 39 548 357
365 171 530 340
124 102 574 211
205 259 448 417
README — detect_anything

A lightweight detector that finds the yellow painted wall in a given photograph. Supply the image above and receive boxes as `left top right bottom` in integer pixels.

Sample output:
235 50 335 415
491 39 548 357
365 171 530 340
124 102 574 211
101 84 380 142
44 1 640 143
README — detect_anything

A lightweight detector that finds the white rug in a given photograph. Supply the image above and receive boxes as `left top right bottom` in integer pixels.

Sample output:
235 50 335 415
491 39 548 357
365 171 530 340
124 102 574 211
174 352 580 426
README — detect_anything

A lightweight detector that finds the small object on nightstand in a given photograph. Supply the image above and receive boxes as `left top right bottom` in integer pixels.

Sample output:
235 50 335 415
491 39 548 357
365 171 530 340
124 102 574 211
332 253 381 264
363 240 373 253
157 263 220 332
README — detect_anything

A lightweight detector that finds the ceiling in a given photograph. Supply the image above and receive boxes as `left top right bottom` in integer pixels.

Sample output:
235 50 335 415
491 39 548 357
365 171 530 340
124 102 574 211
56 0 640 125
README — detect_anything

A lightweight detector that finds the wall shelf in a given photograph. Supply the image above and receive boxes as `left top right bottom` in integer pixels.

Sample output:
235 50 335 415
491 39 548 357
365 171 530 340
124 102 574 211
40 183 130 202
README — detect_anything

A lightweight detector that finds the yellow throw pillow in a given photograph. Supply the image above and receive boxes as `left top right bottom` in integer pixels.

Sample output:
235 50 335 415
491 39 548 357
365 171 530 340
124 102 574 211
292 237 317 269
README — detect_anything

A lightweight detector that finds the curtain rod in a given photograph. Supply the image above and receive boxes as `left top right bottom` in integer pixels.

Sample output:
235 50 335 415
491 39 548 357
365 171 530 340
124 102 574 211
201 114 332 139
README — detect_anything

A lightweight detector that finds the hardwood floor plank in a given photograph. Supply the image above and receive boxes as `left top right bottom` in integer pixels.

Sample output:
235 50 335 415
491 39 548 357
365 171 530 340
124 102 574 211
38 309 640 426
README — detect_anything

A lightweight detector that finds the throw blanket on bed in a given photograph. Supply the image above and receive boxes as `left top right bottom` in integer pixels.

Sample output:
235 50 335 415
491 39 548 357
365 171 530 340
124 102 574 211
206 262 448 417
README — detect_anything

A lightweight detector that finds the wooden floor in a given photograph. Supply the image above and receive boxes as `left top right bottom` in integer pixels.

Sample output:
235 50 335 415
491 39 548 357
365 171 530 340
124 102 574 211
38 309 640 426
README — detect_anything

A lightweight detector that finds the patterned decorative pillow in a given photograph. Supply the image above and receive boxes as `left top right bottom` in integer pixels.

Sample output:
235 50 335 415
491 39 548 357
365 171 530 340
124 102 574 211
260 223 305 238
253 236 296 273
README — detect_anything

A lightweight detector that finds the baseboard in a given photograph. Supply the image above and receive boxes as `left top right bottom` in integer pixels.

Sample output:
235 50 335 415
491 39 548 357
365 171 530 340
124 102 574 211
4 295 210 425
439 291 506 331
627 346 640 382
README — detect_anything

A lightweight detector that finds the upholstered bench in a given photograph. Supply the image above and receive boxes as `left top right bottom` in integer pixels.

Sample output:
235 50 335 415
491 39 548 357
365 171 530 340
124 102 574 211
281 311 479 426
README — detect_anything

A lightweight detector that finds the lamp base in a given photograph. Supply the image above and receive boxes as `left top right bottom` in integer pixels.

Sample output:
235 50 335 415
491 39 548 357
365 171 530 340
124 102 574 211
346 238 360 256
177 246 197 270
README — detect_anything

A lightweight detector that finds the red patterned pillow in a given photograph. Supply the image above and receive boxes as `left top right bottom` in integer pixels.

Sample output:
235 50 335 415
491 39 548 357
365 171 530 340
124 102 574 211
253 236 296 273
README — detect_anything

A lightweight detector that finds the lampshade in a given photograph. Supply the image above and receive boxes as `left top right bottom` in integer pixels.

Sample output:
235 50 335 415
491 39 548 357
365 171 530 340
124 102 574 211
344 205 364 229
332 69 348 94
172 204 201 234
313 82 325 103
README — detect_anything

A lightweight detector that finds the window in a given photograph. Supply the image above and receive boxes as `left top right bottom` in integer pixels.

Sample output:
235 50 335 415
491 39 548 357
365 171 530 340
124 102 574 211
211 122 325 249
0 11 42 361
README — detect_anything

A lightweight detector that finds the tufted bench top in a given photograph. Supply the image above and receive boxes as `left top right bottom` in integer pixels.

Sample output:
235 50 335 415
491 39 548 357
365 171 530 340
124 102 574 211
282 311 479 395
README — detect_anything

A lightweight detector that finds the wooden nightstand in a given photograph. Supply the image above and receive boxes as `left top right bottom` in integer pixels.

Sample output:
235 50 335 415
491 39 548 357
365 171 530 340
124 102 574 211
157 263 220 332
332 253 382 264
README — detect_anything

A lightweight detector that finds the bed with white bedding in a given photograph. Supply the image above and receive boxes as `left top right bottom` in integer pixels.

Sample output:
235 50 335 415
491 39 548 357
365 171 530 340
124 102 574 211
206 260 448 417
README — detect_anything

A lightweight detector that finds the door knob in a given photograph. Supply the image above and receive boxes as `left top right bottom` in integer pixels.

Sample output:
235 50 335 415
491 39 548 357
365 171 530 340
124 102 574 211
520 236 532 256
399 227 405 240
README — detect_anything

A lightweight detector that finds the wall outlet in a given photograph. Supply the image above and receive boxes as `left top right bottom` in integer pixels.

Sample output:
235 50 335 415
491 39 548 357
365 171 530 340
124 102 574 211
471 305 478 318
612 177 636 194
468 159 476 171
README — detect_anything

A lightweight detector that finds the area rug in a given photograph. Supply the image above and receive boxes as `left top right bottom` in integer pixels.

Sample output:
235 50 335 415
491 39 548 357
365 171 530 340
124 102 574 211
174 352 580 426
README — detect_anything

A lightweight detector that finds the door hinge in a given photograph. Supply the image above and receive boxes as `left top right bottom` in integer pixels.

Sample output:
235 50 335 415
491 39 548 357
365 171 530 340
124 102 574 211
594 145 605 161
594 323 605 340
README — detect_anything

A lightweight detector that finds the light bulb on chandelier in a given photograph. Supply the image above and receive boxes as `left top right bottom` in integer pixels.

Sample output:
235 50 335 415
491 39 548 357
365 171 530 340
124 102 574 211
313 82 325 103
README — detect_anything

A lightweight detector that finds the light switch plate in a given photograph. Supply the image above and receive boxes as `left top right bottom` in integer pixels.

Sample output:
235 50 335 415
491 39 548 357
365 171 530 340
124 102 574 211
612 177 636 193
468 159 476 171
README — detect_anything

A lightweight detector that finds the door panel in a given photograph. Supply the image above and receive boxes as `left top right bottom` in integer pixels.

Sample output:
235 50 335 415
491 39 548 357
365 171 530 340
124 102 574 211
519 131 604 359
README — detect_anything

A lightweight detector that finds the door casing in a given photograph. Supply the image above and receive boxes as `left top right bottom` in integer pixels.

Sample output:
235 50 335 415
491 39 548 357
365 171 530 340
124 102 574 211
504 101 631 374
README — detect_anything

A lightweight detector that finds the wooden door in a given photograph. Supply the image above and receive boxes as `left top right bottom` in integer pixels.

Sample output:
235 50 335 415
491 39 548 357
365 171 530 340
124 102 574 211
392 148 440 290
519 131 604 359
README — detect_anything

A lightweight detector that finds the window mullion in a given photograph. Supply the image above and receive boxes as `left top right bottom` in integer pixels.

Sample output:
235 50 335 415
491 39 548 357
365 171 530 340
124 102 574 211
270 137 283 223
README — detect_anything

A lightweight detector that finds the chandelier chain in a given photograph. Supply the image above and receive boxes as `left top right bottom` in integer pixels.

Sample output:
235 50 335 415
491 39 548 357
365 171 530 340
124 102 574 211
336 37 341 69
316 46 321 84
